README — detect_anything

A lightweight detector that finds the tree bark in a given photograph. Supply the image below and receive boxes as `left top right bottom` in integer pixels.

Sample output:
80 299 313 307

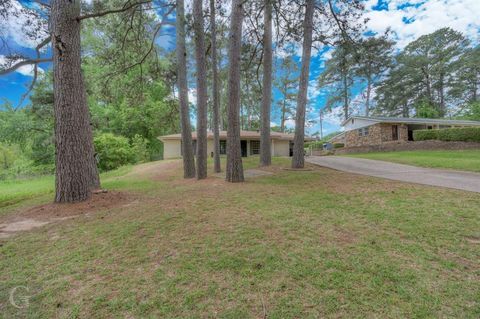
51 0 100 203
365 76 371 116
343 71 349 120
225 0 244 182
281 97 287 133
260 0 272 166
193 0 208 179
176 0 196 178
439 72 445 116
291 0 314 169
210 0 221 173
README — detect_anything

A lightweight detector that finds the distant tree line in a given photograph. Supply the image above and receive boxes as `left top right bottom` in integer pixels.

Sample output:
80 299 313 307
320 27 479 121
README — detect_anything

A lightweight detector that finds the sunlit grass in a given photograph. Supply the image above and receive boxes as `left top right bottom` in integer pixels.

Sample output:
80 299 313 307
1 157 479 318
346 149 480 172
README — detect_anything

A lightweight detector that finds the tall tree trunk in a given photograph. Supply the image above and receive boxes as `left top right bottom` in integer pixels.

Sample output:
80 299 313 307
210 0 221 173
176 0 195 178
51 0 100 203
260 0 272 166
365 76 372 116
291 0 314 169
343 71 349 120
281 98 286 133
439 72 445 116
423 67 433 105
402 102 409 117
226 0 244 182
193 0 208 179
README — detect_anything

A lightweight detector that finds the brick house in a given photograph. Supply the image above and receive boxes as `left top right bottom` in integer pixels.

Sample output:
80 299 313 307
331 116 480 148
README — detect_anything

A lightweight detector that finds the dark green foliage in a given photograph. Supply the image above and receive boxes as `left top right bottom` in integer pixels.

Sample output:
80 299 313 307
333 143 345 149
414 127 480 142
413 130 439 141
94 133 136 171
459 101 480 121
415 100 441 118
375 28 476 118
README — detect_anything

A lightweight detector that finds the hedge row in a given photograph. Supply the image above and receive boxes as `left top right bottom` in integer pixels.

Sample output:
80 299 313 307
413 127 480 142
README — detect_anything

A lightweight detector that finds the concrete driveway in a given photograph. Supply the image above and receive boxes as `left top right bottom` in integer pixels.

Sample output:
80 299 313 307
306 156 480 193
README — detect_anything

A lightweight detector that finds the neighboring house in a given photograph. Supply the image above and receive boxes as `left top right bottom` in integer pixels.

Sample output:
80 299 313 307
332 116 480 148
159 130 314 159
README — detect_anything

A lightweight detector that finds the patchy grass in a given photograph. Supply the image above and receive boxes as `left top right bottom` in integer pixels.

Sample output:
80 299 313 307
1 157 479 318
0 165 134 215
346 149 480 172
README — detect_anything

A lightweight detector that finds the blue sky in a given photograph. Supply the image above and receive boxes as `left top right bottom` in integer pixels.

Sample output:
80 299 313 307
1 0 479 135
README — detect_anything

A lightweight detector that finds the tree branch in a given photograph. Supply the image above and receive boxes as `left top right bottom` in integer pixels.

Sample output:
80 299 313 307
77 0 153 21
15 36 52 108
0 57 52 76
102 4 175 82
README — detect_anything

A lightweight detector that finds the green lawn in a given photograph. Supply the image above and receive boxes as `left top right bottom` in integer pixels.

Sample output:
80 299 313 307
1 157 479 318
0 165 134 214
346 149 480 172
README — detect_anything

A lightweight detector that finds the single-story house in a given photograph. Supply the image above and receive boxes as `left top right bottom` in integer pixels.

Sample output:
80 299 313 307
159 130 314 159
330 116 480 148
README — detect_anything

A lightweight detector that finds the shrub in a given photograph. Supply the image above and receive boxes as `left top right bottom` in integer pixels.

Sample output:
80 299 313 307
414 127 480 142
413 129 439 141
306 141 324 149
94 133 135 171
333 143 345 149
131 134 149 163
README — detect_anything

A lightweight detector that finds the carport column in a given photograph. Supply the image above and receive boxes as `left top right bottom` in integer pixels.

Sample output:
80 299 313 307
271 139 275 157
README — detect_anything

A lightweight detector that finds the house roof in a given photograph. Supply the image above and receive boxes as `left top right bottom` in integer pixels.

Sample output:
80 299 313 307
159 130 315 141
341 116 480 127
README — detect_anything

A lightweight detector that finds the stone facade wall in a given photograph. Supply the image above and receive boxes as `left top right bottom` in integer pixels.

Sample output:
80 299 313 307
345 123 381 147
345 123 409 148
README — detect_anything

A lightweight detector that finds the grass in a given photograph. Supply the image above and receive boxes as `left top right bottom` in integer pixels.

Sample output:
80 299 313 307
346 149 480 172
1 157 479 318
0 165 134 212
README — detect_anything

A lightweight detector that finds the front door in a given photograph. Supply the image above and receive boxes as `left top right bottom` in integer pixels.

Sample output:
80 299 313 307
241 140 247 157
392 125 399 141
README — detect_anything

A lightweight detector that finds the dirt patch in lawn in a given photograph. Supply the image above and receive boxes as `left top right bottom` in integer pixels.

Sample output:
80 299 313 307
128 160 181 181
0 191 133 239
18 191 131 219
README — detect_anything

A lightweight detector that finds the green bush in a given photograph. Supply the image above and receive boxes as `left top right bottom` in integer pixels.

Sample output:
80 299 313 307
414 127 480 142
94 133 135 171
333 143 345 149
131 134 149 163
413 129 439 141
306 141 324 149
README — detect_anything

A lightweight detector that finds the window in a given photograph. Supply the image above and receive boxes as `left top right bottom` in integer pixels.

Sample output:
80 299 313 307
250 140 260 155
358 127 369 137
392 125 398 140
219 140 226 155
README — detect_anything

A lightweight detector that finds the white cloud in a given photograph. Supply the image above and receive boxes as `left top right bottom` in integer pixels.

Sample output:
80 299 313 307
0 0 49 49
364 0 480 49
322 106 343 127
284 119 296 128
